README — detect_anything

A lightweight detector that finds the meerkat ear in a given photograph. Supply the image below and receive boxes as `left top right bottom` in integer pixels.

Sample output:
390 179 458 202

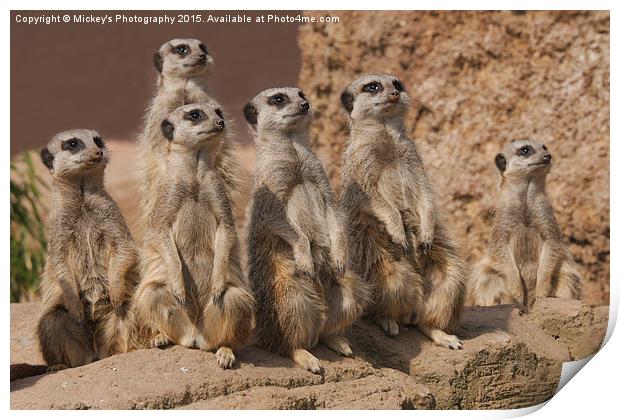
161 119 174 141
243 102 258 125
495 153 507 172
153 52 163 73
40 147 54 170
340 89 354 114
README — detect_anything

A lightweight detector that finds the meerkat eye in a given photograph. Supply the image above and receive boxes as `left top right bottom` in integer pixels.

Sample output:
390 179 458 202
215 108 224 118
362 82 383 94
93 136 104 149
174 44 189 56
199 43 208 55
519 146 531 156
61 138 83 153
298 91 306 100
268 94 288 107
185 109 205 122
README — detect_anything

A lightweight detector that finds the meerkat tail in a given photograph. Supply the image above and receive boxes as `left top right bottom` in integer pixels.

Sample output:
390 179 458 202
36 305 96 368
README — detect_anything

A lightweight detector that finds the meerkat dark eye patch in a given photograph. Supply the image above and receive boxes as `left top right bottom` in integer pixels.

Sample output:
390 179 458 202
518 146 533 156
495 153 507 172
362 82 383 94
173 44 190 57
93 136 104 149
542 144 547 150
153 52 163 73
243 103 258 125
340 89 354 113
393 79 405 92
215 108 224 119
184 109 206 123
161 119 175 141
199 43 208 55
61 138 85 153
267 94 289 107
40 147 54 170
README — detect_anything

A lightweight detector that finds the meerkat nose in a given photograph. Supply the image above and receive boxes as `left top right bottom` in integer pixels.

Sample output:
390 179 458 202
543 154 552 163
216 119 225 129
300 101 310 111
388 90 400 102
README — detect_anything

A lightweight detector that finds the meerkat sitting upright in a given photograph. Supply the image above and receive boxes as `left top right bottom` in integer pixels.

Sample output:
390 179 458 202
133 102 254 369
138 38 239 234
36 129 140 370
467 140 582 308
339 74 467 349
243 87 369 374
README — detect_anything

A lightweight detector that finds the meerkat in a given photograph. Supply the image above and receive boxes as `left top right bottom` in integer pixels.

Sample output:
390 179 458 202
133 102 254 369
467 140 582 308
36 129 140 370
243 87 369 374
339 74 467 349
137 38 239 236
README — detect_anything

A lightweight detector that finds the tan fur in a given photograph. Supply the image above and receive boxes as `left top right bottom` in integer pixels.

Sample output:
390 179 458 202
36 129 141 370
132 103 254 369
467 140 582 309
137 38 240 241
244 87 369 373
340 75 467 349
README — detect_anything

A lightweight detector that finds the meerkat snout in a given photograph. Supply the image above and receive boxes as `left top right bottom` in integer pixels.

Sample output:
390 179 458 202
340 74 410 120
153 38 214 76
40 129 109 177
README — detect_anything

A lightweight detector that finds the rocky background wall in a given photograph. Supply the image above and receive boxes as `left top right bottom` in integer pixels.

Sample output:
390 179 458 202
298 11 609 305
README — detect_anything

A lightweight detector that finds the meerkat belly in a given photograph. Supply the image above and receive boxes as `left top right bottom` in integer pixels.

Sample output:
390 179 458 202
510 225 542 280
69 218 112 322
172 199 218 279
287 182 330 248
381 163 421 213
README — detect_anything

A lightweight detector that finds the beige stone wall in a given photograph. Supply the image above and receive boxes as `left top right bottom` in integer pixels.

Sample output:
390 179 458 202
298 11 609 305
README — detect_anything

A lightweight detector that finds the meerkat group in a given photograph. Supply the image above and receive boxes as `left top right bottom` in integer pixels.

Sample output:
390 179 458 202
34 38 583 373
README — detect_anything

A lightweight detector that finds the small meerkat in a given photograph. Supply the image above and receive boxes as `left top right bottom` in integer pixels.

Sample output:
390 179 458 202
36 129 140 370
133 102 254 369
243 87 369 374
137 38 239 236
467 140 582 308
340 74 467 349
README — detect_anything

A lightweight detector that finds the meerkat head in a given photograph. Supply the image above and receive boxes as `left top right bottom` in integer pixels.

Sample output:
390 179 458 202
242 87 311 136
340 74 410 122
160 102 226 150
494 140 553 181
40 129 108 178
153 38 214 78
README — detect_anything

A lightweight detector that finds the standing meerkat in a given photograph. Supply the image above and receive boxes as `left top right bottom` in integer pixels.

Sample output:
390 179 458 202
133 102 254 369
36 129 140 369
340 74 467 349
467 140 582 308
137 38 239 236
243 87 369 374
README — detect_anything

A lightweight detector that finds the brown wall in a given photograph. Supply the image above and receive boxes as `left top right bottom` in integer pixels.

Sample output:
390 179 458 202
10 11 301 155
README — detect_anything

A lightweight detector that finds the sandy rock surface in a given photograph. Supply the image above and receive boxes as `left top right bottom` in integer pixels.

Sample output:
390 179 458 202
297 11 609 305
10 299 607 410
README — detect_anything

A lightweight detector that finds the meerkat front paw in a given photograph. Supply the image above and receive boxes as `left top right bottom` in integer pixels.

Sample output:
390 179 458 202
215 347 236 369
151 332 172 348
378 317 400 337
417 230 434 256
331 248 346 277
292 349 322 374
321 336 353 357
211 283 228 308
47 364 68 372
